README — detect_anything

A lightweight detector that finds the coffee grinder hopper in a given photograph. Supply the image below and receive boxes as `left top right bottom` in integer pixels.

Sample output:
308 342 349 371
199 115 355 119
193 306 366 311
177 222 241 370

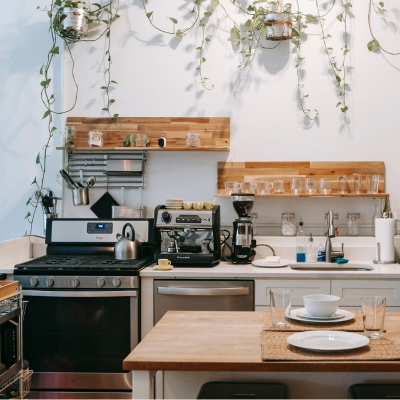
231 193 255 218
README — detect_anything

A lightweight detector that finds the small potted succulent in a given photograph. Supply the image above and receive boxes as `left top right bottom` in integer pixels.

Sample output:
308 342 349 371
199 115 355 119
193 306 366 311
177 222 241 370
264 1 292 41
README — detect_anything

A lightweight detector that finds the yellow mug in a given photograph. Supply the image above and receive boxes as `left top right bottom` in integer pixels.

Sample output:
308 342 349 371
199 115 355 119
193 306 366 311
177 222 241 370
158 259 172 267
193 202 204 210
204 202 214 209
183 202 193 209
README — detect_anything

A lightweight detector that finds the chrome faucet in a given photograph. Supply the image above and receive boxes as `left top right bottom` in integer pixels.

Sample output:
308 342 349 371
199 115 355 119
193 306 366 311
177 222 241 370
325 210 344 262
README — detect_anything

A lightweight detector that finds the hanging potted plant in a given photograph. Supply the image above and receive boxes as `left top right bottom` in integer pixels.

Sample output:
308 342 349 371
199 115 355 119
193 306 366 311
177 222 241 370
58 5 89 39
264 0 292 41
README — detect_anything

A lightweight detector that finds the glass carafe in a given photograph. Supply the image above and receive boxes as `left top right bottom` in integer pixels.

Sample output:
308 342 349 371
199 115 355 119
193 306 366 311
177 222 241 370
372 198 384 236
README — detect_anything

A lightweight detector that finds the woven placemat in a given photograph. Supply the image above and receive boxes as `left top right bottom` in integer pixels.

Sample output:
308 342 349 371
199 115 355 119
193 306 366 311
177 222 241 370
263 309 364 332
261 331 400 361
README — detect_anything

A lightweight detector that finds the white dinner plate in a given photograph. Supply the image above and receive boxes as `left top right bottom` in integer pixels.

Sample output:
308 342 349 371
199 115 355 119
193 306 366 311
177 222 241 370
287 331 369 351
296 308 345 320
252 259 291 268
287 308 355 324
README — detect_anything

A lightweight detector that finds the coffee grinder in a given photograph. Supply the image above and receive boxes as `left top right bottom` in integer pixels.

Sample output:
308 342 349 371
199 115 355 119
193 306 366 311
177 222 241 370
231 193 256 264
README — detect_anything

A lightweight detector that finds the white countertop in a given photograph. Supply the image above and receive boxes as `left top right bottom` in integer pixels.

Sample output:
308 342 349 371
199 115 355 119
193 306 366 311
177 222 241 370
140 261 400 279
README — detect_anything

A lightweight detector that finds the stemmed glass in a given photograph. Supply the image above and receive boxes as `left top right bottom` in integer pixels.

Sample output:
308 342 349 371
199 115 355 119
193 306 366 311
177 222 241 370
319 178 332 195
305 178 317 195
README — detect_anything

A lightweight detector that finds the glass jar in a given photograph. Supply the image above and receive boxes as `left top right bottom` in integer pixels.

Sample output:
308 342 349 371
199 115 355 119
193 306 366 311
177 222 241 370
281 213 296 236
63 125 75 147
324 213 338 236
88 130 103 147
346 213 360 236
186 132 201 147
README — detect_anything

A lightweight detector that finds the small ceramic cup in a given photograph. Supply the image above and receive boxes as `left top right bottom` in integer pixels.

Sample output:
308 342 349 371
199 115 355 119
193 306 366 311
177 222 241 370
158 259 172 267
183 202 193 209
193 202 204 210
204 202 214 209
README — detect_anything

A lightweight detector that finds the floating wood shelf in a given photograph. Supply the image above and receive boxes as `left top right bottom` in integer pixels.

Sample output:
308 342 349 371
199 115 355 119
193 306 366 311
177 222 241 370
60 117 230 151
217 161 387 198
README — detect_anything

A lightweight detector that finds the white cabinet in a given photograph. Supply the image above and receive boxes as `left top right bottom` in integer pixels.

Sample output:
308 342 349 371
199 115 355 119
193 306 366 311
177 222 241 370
255 279 330 307
331 280 400 307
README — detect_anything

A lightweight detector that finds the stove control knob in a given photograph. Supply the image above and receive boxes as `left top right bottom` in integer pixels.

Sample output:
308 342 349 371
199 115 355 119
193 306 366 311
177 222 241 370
97 278 106 288
112 277 121 287
162 211 172 224
45 277 54 287
71 278 80 288
30 277 39 287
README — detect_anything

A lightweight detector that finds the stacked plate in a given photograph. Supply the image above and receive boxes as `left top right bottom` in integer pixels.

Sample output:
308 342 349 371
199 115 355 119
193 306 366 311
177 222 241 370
287 308 355 324
165 198 183 209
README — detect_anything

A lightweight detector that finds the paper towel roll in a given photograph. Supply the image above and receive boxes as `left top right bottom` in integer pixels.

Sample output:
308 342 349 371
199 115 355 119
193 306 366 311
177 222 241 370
375 218 395 262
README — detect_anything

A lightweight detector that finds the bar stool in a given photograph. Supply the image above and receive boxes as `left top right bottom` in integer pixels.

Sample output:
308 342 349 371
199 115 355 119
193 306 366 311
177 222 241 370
348 384 400 399
197 382 290 399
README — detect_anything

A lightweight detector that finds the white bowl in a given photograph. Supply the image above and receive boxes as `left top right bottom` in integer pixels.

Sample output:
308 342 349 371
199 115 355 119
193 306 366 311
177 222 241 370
303 294 340 317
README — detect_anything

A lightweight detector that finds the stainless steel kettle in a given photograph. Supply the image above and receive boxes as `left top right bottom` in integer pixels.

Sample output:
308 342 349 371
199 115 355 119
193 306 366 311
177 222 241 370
114 223 143 260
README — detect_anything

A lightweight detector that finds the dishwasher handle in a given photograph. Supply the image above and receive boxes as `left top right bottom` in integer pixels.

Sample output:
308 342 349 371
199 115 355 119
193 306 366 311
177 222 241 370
157 286 250 296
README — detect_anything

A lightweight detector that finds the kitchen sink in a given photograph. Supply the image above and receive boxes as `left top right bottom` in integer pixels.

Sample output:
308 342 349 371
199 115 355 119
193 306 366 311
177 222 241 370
290 263 375 271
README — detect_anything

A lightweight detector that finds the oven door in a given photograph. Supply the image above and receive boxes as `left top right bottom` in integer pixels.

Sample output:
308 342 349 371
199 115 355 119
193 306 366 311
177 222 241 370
23 290 138 395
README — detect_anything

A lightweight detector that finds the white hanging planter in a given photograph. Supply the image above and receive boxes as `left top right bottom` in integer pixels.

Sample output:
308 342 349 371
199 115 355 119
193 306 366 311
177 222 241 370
264 12 292 41
60 7 89 39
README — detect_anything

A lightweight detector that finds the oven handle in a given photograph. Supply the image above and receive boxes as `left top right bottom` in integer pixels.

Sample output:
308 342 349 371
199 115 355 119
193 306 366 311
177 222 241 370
157 287 250 296
23 290 137 298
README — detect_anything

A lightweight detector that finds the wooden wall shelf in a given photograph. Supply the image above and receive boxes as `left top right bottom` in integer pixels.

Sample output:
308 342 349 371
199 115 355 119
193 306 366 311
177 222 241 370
217 161 387 198
60 117 230 151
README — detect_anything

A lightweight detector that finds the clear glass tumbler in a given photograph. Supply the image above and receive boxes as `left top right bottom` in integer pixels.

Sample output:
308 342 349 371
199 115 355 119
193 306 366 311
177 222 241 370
136 133 149 147
366 174 380 194
225 182 239 195
337 174 348 194
291 178 304 195
240 182 255 193
352 174 363 194
305 178 317 195
256 181 273 195
362 296 386 339
319 178 332 195
273 180 285 194
270 288 292 328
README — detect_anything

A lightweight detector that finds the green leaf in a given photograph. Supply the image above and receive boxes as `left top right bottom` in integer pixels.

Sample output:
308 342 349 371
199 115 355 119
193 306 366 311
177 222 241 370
47 11 52 18
123 135 130 147
111 80 118 84
335 75 341 83
113 113 119 118
305 14 317 23
379 1 384 7
31 177 37 185
146 11 153 19
26 198 31 206
247 5 255 11
107 30 110 37
205 38 210 42
93 3 102 7
337 12 343 22
36 153 40 164
345 2 352 6
102 108 109 111
88 19 94 23
176 29 183 40
196 47 202 50
65 165 71 172
54 0 62 6
50 46 59 55
101 86 107 89
204 11 212 17
168 17 178 24
39 66 44 75
230 25 240 40
104 8 111 14
24 212 31 220
109 99 115 103
202 57 206 62
367 39 380 52
291 28 300 37
42 110 51 119
51 127 57 132
102 20 109 24
211 0 219 8
261 25 267 37
341 106 348 113
129 134 135 146
336 101 341 107
40 79 51 87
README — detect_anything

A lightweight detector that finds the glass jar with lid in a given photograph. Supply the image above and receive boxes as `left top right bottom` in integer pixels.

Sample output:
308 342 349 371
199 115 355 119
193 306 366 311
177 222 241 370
346 213 361 236
324 213 338 236
186 132 201 147
88 130 103 147
281 213 296 236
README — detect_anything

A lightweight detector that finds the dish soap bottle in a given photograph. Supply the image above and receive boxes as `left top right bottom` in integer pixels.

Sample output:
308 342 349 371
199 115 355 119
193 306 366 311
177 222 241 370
317 242 326 262
306 233 317 263
296 220 306 262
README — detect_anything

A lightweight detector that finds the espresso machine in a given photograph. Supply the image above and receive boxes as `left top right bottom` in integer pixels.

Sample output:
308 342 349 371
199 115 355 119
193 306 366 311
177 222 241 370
231 193 256 264
154 205 221 267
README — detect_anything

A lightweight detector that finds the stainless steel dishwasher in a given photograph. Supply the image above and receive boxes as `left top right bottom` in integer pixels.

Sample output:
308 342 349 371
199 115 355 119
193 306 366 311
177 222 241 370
154 280 254 324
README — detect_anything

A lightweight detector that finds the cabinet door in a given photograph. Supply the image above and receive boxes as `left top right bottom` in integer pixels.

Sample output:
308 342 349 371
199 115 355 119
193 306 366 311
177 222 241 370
255 279 331 306
331 280 400 307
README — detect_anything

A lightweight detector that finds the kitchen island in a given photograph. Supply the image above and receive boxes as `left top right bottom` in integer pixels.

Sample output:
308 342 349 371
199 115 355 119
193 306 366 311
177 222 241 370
124 311 400 399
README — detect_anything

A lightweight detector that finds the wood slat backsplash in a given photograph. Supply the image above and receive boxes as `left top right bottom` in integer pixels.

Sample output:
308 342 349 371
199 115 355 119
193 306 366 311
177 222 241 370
66 117 230 149
217 162 385 194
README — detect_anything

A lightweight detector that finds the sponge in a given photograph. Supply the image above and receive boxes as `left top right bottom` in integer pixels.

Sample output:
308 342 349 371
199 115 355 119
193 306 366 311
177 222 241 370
335 258 349 264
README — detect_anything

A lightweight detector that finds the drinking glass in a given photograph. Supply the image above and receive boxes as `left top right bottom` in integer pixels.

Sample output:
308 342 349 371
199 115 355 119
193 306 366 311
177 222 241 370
225 182 239 195
240 182 255 194
362 296 386 339
256 181 273 195
270 289 292 328
186 132 201 147
290 178 304 195
136 134 149 147
366 174 380 194
273 180 285 194
352 174 363 194
337 174 348 194
319 178 332 195
305 178 317 195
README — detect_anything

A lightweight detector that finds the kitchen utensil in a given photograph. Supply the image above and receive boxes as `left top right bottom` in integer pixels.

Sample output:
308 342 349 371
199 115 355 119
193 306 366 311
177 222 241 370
366 174 380 194
114 223 143 260
90 191 119 217
87 176 96 187
286 308 355 324
252 259 291 268
273 180 285 194
352 174 363 194
291 178 304 195
287 331 369 351
225 182 239 195
362 296 386 339
59 169 78 189
76 181 84 188
303 294 340 317
296 308 346 320
255 181 273 195
270 288 292 328
240 182 255 194
346 213 361 236
72 188 89 206
319 178 332 195
337 174 348 194
305 178 317 195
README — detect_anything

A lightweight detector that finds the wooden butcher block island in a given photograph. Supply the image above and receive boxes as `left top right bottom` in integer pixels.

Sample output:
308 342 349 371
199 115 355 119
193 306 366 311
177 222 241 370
123 311 400 398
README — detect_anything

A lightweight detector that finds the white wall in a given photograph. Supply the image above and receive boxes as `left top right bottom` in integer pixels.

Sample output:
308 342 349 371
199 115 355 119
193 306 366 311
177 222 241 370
2 0 400 240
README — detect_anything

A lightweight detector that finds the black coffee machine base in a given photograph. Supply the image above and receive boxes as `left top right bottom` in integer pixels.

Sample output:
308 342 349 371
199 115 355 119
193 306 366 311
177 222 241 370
155 253 219 268
232 246 254 264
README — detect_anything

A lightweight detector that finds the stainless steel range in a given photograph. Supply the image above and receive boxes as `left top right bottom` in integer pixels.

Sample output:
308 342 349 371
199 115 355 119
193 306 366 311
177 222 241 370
14 218 155 399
